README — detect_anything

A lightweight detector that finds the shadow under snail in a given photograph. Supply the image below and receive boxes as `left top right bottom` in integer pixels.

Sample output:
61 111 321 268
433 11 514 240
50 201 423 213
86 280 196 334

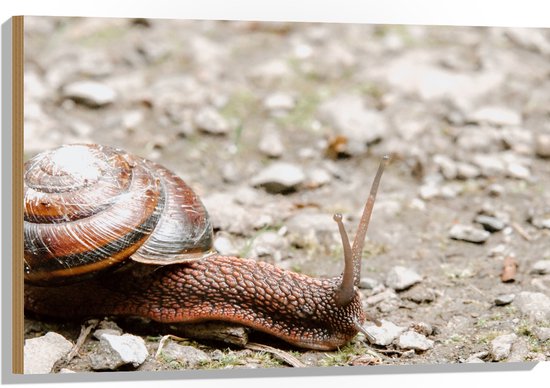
23 144 389 351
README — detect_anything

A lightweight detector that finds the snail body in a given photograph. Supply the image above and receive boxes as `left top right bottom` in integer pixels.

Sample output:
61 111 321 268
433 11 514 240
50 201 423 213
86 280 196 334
23 144 388 350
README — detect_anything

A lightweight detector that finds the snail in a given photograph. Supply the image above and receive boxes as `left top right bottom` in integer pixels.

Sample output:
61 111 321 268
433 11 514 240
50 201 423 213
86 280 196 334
24 144 389 351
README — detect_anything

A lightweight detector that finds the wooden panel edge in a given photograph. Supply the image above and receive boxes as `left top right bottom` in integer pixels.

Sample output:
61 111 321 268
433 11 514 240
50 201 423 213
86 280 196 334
12 15 24 375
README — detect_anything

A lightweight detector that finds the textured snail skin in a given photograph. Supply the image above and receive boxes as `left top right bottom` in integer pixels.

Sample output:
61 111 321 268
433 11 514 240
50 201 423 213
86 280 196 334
25 255 365 350
24 144 388 351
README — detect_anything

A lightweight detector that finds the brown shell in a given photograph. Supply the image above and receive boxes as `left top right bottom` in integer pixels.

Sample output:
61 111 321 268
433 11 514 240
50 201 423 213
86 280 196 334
24 144 213 285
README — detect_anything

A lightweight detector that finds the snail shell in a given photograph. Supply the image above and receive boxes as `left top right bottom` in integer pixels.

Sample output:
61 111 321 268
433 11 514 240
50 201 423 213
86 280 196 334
24 144 214 285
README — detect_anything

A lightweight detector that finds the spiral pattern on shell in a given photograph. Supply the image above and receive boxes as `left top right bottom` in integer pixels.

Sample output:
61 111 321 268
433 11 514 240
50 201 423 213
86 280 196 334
24 144 214 285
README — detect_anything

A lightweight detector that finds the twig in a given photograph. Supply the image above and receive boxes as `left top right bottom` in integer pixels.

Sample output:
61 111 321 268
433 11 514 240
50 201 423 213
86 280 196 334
511 222 533 241
155 334 189 359
245 342 306 368
66 319 99 362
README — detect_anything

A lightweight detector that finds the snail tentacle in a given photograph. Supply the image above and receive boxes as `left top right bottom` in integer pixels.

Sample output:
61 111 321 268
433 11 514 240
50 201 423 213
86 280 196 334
23 144 389 350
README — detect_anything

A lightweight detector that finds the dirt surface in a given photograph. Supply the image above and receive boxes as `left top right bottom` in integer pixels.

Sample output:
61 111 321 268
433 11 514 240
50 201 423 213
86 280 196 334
23 16 550 373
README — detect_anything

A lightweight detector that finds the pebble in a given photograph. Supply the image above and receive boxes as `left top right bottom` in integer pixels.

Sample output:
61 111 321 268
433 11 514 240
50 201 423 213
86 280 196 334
263 92 295 115
317 94 387 155
514 291 550 322
24 332 73 374
250 162 306 194
494 294 515 306
62 80 117 107
456 126 501 152
530 260 550 275
433 154 457 180
89 333 149 370
402 286 436 303
258 127 285 158
383 51 503 104
397 331 434 351
474 214 505 232
409 322 434 337
532 327 550 342
505 28 550 55
158 342 210 368
249 231 288 261
361 320 406 346
448 224 490 244
468 105 522 126
490 333 517 361
250 59 291 86
472 154 506 177
365 289 399 306
358 277 381 290
305 167 332 188
194 107 230 135
385 266 422 291
455 162 480 179
213 234 239 256
534 133 550 158
465 351 489 363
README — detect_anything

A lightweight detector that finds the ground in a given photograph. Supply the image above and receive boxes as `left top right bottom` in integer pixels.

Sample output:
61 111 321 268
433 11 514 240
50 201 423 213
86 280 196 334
22 16 550 372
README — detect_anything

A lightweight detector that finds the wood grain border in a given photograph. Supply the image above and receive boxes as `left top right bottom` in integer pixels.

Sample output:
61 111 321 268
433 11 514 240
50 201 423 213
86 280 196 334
12 15 24 375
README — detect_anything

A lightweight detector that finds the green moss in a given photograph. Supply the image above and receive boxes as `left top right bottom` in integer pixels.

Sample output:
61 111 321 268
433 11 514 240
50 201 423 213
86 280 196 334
318 342 365 367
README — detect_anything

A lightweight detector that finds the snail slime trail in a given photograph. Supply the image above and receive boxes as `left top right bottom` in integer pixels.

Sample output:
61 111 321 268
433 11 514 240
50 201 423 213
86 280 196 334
24 144 389 350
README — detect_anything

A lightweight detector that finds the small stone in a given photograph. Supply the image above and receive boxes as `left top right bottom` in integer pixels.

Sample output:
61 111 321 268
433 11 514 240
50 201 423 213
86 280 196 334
506 162 531 180
358 277 381 290
409 322 434 336
469 106 522 126
62 80 117 108
487 184 505 197
317 94 387 155
250 162 306 194
306 169 331 190
449 224 490 244
474 214 506 232
258 127 284 158
93 329 123 340
385 266 422 291
419 183 441 200
472 154 506 177
433 154 457 180
532 327 550 342
495 294 515 306
249 231 288 261
397 331 434 351
490 333 517 361
514 291 550 322
465 351 488 363
122 110 144 130
213 235 238 256
456 162 480 179
534 133 550 158
530 260 550 275
401 286 436 303
466 357 485 363
263 92 295 114
194 107 230 135
159 342 210 368
250 60 291 85
59 368 77 373
361 320 406 346
508 337 530 362
90 333 148 370
365 289 399 305
24 332 73 374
